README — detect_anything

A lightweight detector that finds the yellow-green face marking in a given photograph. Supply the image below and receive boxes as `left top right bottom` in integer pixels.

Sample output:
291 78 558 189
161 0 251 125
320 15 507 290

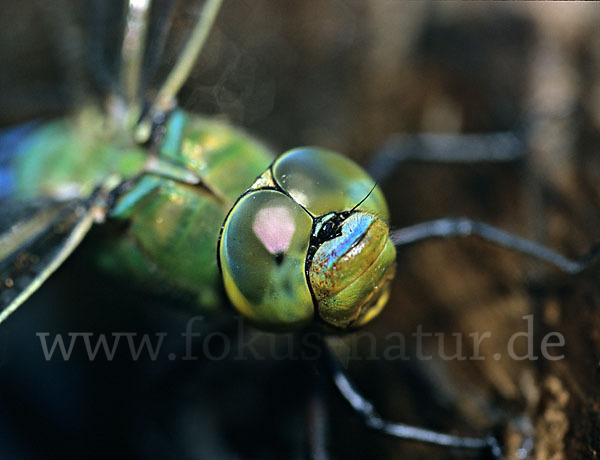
219 148 397 331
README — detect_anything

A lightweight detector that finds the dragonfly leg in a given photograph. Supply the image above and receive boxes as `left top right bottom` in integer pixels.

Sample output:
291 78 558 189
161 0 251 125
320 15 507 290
367 131 525 184
318 340 503 459
305 369 329 460
152 0 223 114
119 0 153 107
390 217 600 275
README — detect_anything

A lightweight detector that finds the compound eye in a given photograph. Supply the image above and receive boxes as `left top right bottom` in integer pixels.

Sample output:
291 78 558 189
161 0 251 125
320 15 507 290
219 189 314 330
273 147 389 219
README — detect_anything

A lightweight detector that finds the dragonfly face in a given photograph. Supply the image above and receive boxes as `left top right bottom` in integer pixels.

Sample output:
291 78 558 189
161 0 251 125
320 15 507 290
219 147 396 330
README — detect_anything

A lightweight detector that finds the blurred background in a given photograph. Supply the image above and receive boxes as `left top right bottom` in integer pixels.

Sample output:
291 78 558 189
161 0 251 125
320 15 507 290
1 1 600 458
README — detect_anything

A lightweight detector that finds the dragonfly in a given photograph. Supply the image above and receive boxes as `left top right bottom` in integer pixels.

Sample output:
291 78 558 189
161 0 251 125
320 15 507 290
1 1 598 458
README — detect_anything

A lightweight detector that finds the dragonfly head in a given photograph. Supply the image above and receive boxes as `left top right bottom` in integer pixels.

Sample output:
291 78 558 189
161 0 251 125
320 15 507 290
218 148 396 331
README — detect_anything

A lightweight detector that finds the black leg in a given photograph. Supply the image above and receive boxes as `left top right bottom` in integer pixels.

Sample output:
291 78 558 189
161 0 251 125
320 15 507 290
367 131 525 183
305 372 329 460
390 217 600 275
319 340 502 459
299 332 330 460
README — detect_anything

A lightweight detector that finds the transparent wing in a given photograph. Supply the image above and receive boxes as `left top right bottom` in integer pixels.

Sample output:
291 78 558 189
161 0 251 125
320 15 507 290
0 197 96 324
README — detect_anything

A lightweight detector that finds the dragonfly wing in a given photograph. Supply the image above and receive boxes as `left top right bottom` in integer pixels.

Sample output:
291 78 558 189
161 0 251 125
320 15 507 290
0 198 97 324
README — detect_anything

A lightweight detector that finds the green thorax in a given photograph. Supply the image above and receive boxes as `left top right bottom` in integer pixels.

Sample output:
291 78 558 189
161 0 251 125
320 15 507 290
159 109 275 206
104 109 275 310
12 106 275 312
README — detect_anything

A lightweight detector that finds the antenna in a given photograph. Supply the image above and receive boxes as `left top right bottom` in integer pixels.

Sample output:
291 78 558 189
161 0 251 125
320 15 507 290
350 182 378 213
